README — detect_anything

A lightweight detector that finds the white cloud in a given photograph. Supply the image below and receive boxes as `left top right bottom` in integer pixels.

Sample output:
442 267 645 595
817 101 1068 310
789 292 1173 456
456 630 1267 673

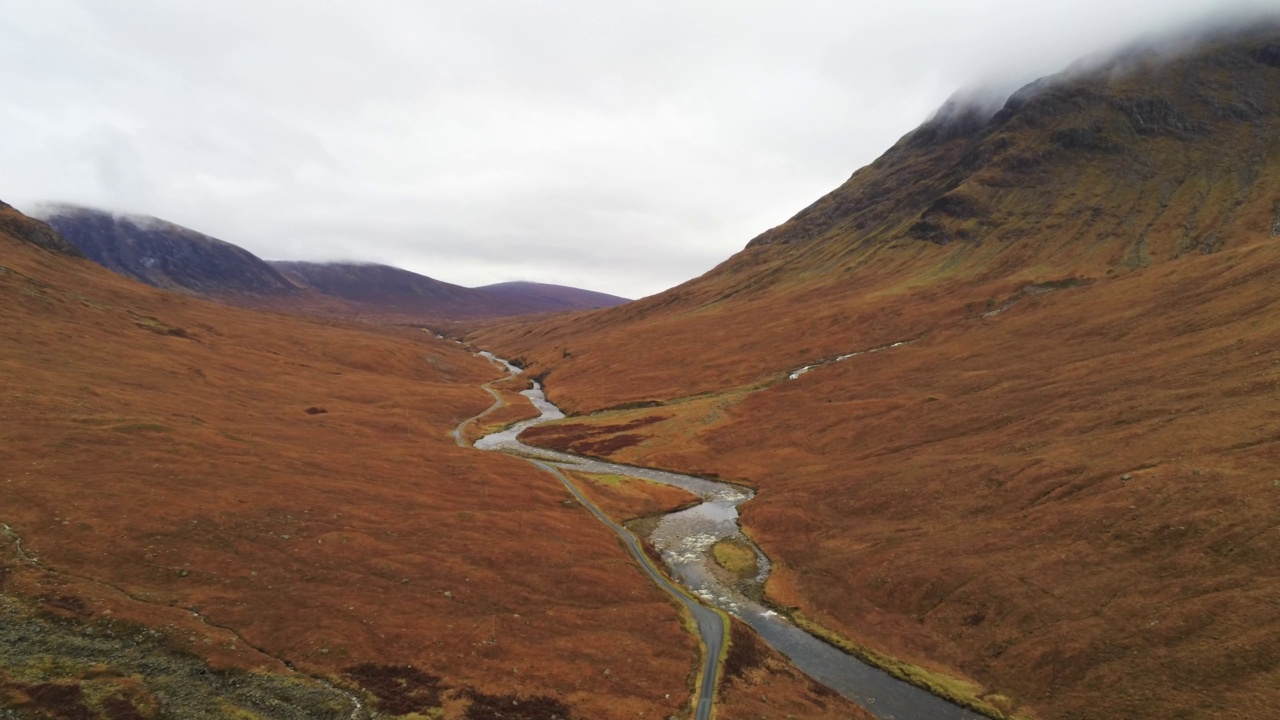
0 0 1274 298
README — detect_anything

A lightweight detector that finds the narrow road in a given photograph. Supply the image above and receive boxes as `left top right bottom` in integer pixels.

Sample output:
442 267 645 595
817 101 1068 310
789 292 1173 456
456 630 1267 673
453 359 727 720
530 460 726 720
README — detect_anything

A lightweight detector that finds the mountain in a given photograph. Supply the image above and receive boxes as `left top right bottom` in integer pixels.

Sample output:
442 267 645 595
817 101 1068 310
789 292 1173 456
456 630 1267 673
0 200 84 257
0 200 841 718
472 22 1280 720
739 20 1280 266
29 204 629 319
476 20 1280 407
271 260 477 310
272 260 629 317
476 280 630 312
34 205 298 296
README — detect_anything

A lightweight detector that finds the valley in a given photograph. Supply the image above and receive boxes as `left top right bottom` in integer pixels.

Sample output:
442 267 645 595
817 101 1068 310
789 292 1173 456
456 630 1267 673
468 24 1280 720
0 207 701 718
458 355 986 719
4 15 1280 720
0 203 866 718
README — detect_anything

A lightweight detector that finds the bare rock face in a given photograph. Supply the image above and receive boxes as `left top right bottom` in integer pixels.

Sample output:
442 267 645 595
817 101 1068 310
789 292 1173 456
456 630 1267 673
0 201 84 257
33 205 297 296
744 20 1280 265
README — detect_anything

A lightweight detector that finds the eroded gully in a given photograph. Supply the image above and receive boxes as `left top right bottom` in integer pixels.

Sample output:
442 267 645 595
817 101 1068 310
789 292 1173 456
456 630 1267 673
457 351 986 720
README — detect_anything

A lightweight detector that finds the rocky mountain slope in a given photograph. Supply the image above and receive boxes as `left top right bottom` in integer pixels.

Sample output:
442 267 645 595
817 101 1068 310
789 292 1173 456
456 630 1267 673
34 204 298 296
0 200 84 257
476 21 1280 408
472 21 1280 720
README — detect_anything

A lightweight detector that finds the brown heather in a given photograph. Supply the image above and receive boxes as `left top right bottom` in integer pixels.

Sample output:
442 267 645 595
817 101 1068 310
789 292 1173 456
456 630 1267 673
0 205 702 719
472 26 1280 720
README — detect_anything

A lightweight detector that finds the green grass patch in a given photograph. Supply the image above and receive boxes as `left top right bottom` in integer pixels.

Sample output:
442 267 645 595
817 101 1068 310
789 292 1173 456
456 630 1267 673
130 314 190 338
711 539 758 579
399 708 446 720
215 700 268 720
72 417 137 426
474 421 514 437
580 473 628 486
111 423 172 434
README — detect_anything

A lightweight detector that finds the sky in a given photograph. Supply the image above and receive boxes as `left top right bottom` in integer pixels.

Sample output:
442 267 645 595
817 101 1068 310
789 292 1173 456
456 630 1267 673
1 1 1275 298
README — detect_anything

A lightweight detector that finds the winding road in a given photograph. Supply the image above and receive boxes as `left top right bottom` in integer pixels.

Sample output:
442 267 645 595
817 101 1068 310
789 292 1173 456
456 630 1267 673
531 459 725 720
451 354 727 720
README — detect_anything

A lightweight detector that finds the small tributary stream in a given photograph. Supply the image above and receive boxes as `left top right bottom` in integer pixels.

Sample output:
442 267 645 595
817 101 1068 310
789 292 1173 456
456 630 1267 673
468 353 986 720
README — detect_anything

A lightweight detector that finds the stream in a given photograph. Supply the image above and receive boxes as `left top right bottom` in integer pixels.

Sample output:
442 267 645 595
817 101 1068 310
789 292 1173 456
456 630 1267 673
469 353 986 720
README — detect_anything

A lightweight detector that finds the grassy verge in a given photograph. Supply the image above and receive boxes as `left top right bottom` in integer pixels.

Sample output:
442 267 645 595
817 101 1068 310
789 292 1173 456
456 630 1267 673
789 612 1033 720
580 473 628 486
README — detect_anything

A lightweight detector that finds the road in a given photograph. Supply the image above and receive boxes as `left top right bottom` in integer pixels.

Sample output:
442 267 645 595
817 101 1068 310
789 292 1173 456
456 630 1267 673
453 358 727 720
529 459 726 720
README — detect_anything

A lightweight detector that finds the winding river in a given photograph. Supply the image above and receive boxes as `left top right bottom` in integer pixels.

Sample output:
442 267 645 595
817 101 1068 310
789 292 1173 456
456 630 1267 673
463 352 986 720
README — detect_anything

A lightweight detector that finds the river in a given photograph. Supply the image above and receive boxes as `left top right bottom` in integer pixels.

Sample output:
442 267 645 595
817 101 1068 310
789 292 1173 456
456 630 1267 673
466 353 987 720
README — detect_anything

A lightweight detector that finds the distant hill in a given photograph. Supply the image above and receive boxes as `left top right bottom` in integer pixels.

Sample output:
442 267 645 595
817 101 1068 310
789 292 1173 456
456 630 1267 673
33 205 296 296
27 204 629 319
475 281 629 312
271 260 476 310
272 261 629 317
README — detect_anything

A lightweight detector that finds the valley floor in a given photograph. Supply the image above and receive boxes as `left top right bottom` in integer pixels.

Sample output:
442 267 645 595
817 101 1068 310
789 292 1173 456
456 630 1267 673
479 238 1280 720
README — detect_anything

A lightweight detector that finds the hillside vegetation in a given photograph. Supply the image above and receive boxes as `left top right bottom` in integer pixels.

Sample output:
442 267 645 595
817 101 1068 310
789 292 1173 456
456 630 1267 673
1 204 696 718
474 24 1280 720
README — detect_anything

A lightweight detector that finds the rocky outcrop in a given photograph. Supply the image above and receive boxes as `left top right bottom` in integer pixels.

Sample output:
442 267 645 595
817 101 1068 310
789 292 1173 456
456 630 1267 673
743 20 1280 274
0 201 84 257
34 205 296 296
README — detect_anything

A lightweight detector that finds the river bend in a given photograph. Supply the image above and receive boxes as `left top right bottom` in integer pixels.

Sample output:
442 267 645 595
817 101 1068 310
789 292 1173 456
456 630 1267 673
467 353 985 720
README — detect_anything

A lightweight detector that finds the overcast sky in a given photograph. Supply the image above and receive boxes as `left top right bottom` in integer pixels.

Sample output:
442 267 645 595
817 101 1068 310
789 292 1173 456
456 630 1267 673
1 1 1274 297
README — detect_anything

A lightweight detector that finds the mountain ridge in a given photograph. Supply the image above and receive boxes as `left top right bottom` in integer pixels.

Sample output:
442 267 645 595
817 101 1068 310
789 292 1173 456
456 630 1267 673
0 201 85 257
34 204 297 296
474 20 1280 408
468 22 1280 720
741 23 1280 265
31 204 630 319
272 260 629 316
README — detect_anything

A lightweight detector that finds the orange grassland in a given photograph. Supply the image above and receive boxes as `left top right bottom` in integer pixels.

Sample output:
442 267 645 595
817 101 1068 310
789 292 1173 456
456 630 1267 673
469 33 1280 719
473 236 1280 720
457 371 540 447
0 213 704 719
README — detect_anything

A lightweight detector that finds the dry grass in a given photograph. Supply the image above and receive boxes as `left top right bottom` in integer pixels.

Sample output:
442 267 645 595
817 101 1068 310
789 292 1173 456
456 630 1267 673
564 470 700 522
477 236 1280 719
469 38 1280 715
0 213 698 718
